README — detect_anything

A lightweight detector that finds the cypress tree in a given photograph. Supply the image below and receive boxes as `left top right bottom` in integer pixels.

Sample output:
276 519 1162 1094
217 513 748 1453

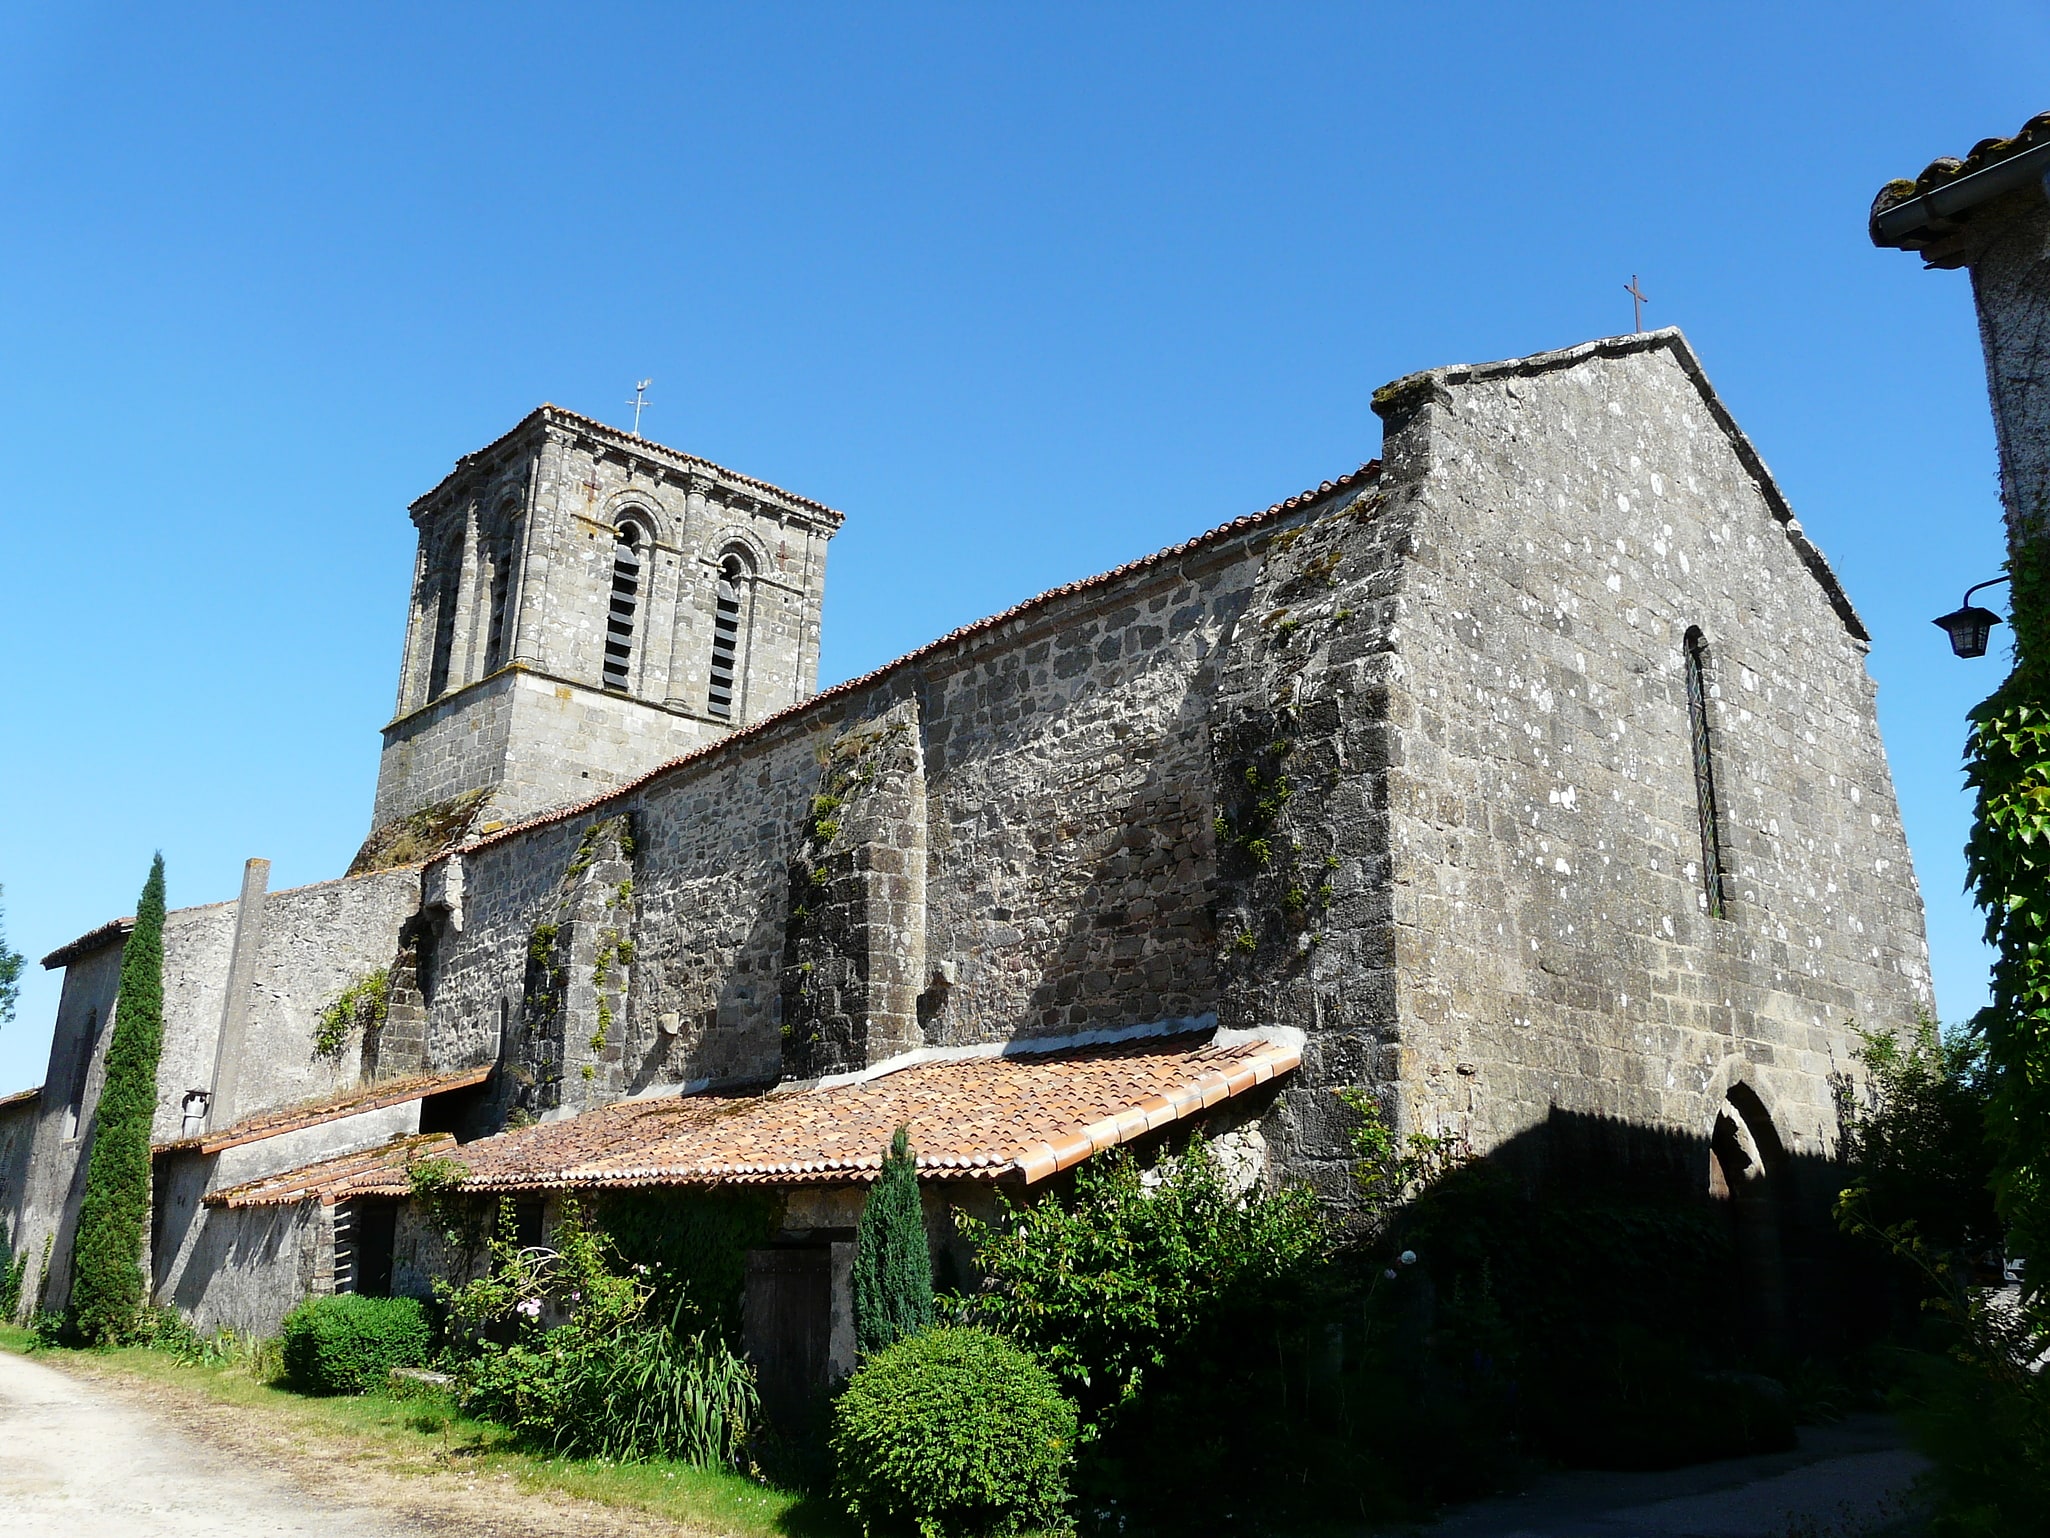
69 854 167 1344
852 1124 934 1357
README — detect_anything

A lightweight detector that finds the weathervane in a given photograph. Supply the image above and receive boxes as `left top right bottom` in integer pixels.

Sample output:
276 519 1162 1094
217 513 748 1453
626 379 652 437
1624 275 1648 333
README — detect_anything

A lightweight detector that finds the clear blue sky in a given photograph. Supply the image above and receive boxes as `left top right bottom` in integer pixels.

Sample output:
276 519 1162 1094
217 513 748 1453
0 2 2039 1094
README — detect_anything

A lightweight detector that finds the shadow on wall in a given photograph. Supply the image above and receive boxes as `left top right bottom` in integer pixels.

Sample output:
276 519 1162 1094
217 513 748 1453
1387 1093 1872 1430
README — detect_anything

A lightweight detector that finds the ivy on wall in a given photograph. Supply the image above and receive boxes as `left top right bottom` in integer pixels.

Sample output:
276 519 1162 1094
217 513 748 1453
1963 541 2050 1283
313 968 390 1060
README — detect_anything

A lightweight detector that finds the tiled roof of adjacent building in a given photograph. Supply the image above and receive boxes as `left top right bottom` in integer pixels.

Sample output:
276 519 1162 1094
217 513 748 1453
206 1133 459 1209
0 1086 41 1112
41 917 134 970
457 461 1381 859
336 1032 1297 1196
156 1064 493 1155
1872 110 2050 253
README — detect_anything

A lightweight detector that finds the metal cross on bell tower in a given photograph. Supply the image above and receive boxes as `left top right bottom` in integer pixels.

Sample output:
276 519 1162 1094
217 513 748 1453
625 379 652 437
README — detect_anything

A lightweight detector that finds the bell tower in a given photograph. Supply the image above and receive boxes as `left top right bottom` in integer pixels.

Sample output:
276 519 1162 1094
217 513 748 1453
359 406 842 860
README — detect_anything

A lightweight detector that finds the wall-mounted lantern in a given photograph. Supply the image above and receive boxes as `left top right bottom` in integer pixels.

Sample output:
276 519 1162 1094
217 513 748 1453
1934 577 2010 659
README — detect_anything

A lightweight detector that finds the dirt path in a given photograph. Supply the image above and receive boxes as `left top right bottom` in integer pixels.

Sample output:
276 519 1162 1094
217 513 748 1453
0 1349 711 1538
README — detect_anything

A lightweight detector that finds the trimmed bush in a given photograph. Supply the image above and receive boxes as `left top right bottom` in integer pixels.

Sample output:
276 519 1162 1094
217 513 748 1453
281 1294 431 1394
832 1326 1075 1537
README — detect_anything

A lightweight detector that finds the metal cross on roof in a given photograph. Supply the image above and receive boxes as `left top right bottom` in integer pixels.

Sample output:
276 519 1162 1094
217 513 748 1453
625 379 652 437
1624 275 1648 333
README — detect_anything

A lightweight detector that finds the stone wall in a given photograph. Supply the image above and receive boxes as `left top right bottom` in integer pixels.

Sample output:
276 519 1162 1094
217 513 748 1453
6 867 419 1317
408 332 1927 1206
418 511 1305 1101
1367 334 1930 1178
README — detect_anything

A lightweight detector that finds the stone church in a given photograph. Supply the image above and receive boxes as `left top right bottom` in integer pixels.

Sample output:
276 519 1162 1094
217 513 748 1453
0 328 1932 1382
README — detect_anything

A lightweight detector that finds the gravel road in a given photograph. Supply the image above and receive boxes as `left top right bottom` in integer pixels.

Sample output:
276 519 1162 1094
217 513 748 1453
0 1347 431 1536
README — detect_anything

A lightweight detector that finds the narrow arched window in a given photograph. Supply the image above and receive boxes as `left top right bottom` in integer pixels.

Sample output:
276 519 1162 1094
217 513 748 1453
602 522 645 691
1684 627 1727 918
483 516 518 673
708 552 749 719
426 563 460 700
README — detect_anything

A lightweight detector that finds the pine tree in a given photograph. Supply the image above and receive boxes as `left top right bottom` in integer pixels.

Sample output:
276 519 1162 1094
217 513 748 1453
852 1124 934 1357
69 855 167 1344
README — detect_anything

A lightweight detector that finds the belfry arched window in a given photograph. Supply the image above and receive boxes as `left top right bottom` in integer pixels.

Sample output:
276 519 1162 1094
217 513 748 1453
602 520 646 691
708 551 750 720
1683 626 1728 918
426 557 461 701
483 512 519 673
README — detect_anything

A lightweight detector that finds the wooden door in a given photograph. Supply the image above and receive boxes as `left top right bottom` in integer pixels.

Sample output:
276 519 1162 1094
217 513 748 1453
742 1247 832 1429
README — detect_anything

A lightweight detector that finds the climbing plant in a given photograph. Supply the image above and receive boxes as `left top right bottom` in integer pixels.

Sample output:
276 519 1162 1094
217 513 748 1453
313 968 390 1060
1963 541 2050 1286
69 854 168 1344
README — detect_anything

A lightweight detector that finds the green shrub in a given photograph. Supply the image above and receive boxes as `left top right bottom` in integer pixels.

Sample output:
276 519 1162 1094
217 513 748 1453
960 1137 1326 1420
853 1125 934 1357
280 1294 431 1394
446 1197 757 1467
463 1315 756 1467
832 1326 1075 1537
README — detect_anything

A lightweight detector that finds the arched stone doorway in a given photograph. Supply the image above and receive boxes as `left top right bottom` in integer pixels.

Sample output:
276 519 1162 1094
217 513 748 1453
1709 1084 1790 1357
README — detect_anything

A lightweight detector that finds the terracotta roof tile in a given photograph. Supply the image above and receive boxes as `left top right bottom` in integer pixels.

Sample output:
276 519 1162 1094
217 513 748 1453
42 917 134 971
0 1086 41 1112
340 1033 1299 1197
455 463 1381 860
156 1064 493 1155
206 1133 459 1209
1872 110 2050 251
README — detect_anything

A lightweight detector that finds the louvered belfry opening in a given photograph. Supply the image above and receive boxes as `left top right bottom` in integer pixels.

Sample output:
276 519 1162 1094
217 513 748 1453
1683 626 1728 919
602 523 644 691
708 553 746 719
483 523 515 672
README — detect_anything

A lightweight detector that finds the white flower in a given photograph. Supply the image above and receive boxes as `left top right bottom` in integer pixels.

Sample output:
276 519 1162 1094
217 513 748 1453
515 1297 542 1319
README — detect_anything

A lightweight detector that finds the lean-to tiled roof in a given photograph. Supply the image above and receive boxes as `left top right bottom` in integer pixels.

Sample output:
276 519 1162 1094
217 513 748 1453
42 917 134 970
156 1064 493 1155
0 1086 40 1112
457 462 1381 859
1872 110 2050 254
206 1133 459 1209
340 1033 1298 1196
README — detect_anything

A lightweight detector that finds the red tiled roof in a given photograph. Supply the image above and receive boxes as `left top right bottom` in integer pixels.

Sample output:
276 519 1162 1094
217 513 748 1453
1872 110 2050 251
457 463 1381 858
206 1133 459 1209
340 1033 1299 1196
156 1064 493 1155
42 917 134 971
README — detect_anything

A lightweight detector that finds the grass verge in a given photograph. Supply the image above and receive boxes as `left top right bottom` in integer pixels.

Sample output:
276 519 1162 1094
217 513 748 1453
0 1330 843 1537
